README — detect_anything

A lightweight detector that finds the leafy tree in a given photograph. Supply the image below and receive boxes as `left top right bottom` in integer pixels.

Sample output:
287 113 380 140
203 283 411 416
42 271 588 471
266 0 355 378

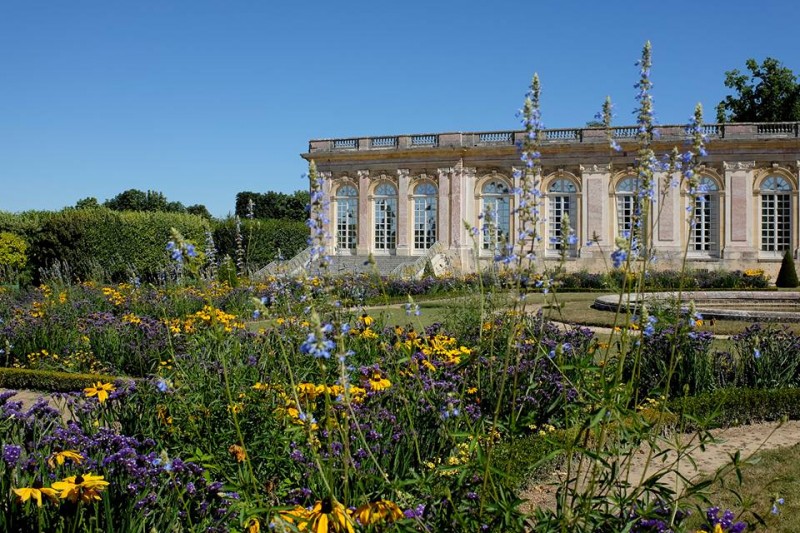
75 197 100 209
235 190 309 221
103 189 186 213
716 57 800 123
187 204 213 220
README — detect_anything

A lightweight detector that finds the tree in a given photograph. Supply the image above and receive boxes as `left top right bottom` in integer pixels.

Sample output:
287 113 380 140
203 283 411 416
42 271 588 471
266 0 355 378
103 189 186 213
716 57 800 123
75 197 100 209
776 249 799 288
234 190 310 221
187 204 213 220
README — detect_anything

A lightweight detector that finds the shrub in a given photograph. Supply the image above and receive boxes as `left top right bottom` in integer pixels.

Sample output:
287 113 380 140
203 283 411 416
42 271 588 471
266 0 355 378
671 387 800 427
731 323 800 388
213 217 308 273
775 249 799 287
28 208 209 282
0 367 122 392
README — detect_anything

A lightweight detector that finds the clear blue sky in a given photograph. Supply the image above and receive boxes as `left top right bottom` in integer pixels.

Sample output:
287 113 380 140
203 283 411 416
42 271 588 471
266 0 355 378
2 1 798 218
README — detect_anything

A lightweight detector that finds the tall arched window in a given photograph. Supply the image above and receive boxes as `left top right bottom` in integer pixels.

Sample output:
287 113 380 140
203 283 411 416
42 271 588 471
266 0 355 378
480 180 512 251
547 178 578 255
689 176 720 254
413 182 437 250
374 183 397 251
760 176 792 252
615 176 643 238
335 185 358 250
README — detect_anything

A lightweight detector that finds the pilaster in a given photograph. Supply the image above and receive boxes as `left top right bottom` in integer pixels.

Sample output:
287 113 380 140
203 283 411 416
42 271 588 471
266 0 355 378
396 169 411 255
579 163 611 257
357 170 371 255
437 168 452 247
722 161 756 259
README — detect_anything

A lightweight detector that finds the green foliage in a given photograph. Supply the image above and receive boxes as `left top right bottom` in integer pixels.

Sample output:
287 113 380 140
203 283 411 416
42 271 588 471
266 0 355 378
235 190 310 221
671 387 800 428
102 188 197 214
0 232 28 270
716 57 800 122
0 367 122 392
776 250 799 288
732 324 800 389
74 196 100 209
29 208 209 282
213 216 308 271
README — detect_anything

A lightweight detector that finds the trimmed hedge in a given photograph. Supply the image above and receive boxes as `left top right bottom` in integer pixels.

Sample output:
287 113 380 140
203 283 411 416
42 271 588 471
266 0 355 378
28 208 210 282
0 367 124 392
213 217 308 272
670 387 800 428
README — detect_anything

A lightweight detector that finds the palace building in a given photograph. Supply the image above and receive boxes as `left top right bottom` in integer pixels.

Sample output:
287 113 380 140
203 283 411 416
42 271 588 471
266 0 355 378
300 122 800 277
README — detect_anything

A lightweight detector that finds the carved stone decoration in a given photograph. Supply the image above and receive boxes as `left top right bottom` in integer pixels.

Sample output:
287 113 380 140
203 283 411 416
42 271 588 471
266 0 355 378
579 163 612 174
723 161 756 171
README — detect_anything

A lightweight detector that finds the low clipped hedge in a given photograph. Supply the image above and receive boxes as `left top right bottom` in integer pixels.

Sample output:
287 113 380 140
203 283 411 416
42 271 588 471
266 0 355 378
670 387 800 428
0 367 124 392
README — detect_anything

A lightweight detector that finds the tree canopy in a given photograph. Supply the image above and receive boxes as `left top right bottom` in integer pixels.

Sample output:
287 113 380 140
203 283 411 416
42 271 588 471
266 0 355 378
716 57 800 123
103 189 183 213
235 190 309 221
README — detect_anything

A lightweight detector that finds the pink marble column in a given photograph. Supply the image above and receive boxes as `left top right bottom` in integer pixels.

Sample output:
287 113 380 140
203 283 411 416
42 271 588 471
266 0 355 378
357 170 370 255
437 168 451 247
396 169 410 255
450 167 466 247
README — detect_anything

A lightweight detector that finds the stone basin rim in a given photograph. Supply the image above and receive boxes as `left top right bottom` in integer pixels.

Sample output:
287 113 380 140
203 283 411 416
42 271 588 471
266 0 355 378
592 291 800 323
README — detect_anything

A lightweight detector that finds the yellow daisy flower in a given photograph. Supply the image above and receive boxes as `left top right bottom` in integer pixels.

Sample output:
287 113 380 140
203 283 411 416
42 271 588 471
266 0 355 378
84 382 115 403
13 480 58 507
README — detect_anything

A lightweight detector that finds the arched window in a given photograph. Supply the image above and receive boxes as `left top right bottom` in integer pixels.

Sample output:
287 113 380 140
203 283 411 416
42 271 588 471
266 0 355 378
374 183 397 250
480 179 512 251
689 176 720 254
615 176 642 238
413 182 437 250
760 176 792 252
547 178 578 255
335 185 358 250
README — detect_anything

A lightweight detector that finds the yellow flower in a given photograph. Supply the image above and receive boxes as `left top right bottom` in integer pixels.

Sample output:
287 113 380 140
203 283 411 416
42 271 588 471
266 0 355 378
51 473 109 503
308 498 354 533
360 313 374 327
247 518 261 533
47 450 84 469
367 373 392 392
353 499 403 526
274 505 311 530
13 480 58 507
360 327 379 339
84 382 115 403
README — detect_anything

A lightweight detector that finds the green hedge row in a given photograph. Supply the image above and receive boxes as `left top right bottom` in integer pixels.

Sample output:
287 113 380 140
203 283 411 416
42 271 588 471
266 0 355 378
0 367 124 392
670 387 800 428
213 217 309 272
27 209 210 282
0 209 310 283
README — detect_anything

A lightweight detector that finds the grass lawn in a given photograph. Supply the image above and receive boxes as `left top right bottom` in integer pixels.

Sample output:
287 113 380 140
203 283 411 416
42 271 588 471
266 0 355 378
248 290 800 336
684 443 800 532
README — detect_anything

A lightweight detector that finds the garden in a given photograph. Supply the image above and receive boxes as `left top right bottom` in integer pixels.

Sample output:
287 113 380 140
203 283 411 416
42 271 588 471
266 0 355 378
2 42 800 532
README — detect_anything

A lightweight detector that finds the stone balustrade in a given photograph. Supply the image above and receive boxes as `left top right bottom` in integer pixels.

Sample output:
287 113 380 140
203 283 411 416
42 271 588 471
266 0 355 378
307 122 800 153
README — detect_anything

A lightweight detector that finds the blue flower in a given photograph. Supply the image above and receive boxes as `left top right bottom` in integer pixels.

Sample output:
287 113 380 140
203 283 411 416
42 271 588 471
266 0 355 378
754 348 762 359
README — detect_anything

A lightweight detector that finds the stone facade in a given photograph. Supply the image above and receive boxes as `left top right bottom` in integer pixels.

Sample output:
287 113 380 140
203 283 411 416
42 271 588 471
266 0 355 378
302 123 800 278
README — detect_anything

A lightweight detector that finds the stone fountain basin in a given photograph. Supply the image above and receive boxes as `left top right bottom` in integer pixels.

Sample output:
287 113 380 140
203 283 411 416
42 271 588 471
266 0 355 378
592 291 800 323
